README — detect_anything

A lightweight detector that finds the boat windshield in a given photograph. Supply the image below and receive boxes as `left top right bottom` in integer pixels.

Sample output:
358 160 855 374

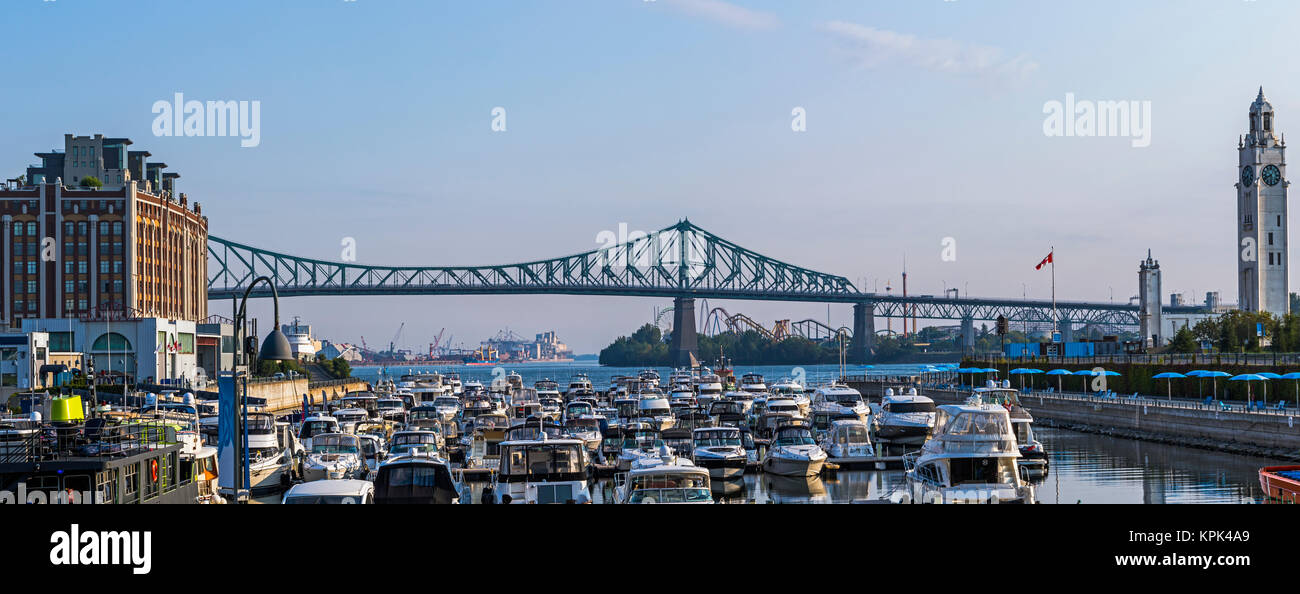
391 433 439 447
622 434 664 450
312 436 359 454
774 429 815 446
434 398 458 408
409 409 439 421
567 403 593 416
299 420 337 438
694 429 741 447
833 425 870 445
475 416 509 430
377 400 403 410
567 419 600 431
945 412 1010 437
503 444 584 475
630 472 709 490
834 393 862 405
888 402 935 414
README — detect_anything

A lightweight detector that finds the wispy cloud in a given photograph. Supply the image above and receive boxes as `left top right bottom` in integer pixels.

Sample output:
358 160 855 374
821 20 1038 81
663 0 780 31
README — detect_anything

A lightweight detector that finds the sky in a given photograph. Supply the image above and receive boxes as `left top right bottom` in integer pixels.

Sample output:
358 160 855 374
4 0 1300 353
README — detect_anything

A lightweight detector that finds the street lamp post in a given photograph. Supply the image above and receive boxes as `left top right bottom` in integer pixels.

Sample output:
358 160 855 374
231 276 295 504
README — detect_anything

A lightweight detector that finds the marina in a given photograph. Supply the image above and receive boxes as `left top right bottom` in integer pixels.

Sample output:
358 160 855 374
6 361 1280 505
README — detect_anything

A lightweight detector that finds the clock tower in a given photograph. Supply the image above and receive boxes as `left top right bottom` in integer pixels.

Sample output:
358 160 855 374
1237 87 1289 316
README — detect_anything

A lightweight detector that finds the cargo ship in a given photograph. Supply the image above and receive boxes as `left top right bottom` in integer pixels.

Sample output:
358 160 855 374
464 346 499 366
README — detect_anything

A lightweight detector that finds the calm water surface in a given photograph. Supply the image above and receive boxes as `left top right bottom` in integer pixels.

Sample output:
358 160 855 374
348 362 1281 504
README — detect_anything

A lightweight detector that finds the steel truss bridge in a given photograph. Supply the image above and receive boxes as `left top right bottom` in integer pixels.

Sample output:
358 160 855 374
207 219 1208 333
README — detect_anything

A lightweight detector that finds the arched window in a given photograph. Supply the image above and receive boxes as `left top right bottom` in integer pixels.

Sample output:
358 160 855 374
92 332 133 352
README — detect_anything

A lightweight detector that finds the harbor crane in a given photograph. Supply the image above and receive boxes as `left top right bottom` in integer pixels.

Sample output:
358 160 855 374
389 322 405 354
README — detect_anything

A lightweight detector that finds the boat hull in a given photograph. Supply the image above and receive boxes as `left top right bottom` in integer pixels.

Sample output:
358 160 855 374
1259 465 1300 502
762 455 825 477
695 457 746 480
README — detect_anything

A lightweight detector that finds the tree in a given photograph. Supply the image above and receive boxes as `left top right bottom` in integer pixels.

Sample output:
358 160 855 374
80 176 102 189
1168 327 1198 353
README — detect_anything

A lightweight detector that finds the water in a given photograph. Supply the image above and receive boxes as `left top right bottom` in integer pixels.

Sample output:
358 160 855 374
349 362 1280 504
352 361 937 389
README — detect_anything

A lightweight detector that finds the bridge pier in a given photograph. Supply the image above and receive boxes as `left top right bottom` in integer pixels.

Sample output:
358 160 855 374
959 317 975 356
1060 320 1074 343
850 302 875 363
670 297 698 367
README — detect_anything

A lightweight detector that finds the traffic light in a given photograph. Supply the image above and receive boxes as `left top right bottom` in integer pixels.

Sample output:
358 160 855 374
996 315 1008 336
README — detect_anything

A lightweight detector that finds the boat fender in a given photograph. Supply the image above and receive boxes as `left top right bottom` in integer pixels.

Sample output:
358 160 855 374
150 459 159 482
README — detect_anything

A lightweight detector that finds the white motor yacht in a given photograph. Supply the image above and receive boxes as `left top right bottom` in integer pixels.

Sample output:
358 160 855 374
614 459 712 504
301 432 368 482
761 423 828 477
690 426 747 480
872 388 936 446
739 373 767 394
810 383 870 423
901 400 1035 504
489 436 591 504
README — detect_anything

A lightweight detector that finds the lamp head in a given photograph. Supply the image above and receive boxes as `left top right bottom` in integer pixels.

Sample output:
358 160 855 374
258 328 295 363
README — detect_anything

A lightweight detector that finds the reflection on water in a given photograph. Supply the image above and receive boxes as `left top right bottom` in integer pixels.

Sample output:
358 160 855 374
1031 426 1278 504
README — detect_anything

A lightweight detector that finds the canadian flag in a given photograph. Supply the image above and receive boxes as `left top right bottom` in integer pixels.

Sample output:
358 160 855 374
1035 251 1053 270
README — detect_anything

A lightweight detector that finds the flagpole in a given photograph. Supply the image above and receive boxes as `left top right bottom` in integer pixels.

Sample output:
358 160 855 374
1051 246 1057 334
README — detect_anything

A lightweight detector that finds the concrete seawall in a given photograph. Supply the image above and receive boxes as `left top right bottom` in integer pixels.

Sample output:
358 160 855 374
246 378 371 412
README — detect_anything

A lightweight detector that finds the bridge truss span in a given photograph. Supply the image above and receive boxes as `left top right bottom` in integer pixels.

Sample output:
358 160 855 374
207 219 861 301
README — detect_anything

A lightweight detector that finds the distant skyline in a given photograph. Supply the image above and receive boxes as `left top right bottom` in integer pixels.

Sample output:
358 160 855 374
5 0 1299 352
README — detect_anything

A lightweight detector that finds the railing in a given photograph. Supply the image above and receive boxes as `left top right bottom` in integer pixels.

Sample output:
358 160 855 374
0 420 180 464
924 385 1300 418
977 352 1300 367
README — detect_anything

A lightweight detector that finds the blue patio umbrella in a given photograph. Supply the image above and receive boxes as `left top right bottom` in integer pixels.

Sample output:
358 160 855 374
1185 370 1207 398
1152 371 1186 400
1281 372 1300 408
1071 369 1098 392
1009 368 1033 390
1045 368 1072 392
1199 370 1231 399
1229 373 1267 405
1257 372 1282 404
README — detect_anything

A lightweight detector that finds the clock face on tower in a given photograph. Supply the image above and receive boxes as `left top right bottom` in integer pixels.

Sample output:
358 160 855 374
1263 164 1281 186
1242 166 1255 186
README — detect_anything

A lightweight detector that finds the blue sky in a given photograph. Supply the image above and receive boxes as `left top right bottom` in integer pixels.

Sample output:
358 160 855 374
4 0 1300 352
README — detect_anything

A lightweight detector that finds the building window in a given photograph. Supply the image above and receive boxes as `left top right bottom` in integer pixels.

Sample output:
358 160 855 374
78 299 87 310
13 300 22 312
65 280 74 293
1269 232 1274 246
26 301 35 312
78 261 87 274
65 299 74 311
112 280 122 293
100 261 109 274
25 222 35 235
112 222 122 235
77 222 86 235
1279 215 1282 227
26 262 36 275
26 281 35 293
113 260 122 273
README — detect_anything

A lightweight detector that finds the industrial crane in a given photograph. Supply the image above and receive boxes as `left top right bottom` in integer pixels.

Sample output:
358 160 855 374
429 328 446 358
389 322 405 355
